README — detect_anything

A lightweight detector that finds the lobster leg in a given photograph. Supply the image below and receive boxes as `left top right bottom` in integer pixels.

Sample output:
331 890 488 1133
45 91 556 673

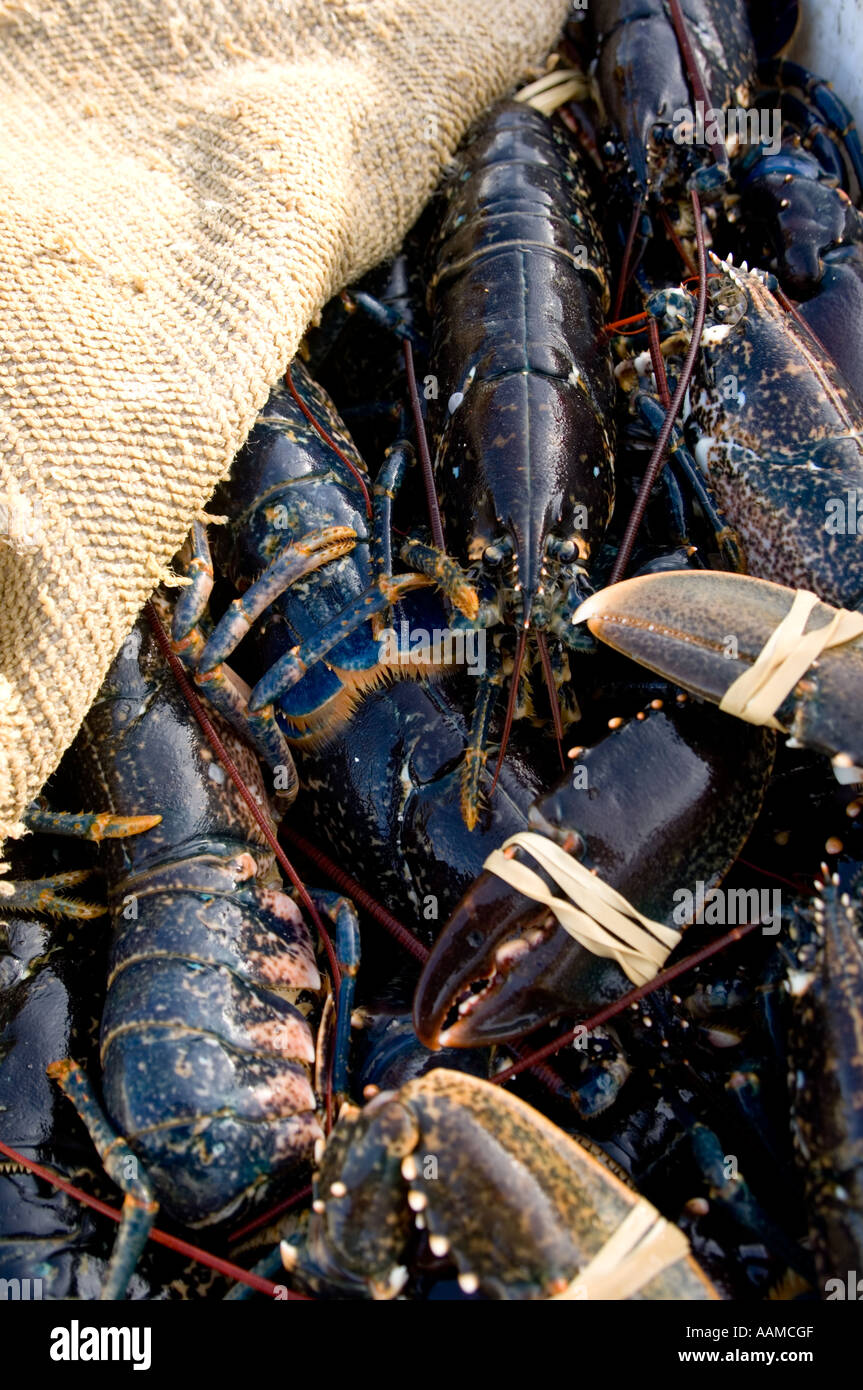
195 525 358 672
179 629 299 786
47 1060 158 1301
757 59 863 195
398 540 479 620
248 573 434 708
635 392 747 573
371 444 476 617
171 519 215 643
0 870 103 918
346 288 421 346
307 889 361 1102
374 440 477 615
23 803 161 841
170 525 300 784
2 806 163 918
247 447 477 711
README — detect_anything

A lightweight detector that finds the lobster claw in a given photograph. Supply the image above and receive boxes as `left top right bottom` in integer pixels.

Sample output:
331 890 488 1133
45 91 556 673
415 689 776 1049
286 1070 717 1299
413 862 603 1049
574 570 863 773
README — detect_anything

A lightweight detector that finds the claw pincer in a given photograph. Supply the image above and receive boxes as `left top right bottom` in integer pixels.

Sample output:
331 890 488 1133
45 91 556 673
414 699 774 1048
282 1070 717 1300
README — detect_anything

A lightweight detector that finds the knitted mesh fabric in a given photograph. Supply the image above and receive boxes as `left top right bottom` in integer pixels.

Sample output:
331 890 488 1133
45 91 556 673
0 0 569 849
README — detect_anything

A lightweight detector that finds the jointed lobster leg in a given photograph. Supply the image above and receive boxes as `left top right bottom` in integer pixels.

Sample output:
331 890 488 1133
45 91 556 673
22 803 162 842
243 446 477 711
47 1059 159 1302
632 391 747 573
171 522 301 782
181 443 476 718
0 870 103 918
313 889 361 1103
187 527 358 672
1 803 164 917
756 59 863 195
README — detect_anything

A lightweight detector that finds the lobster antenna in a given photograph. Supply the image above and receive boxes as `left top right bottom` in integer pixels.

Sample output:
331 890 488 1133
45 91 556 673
285 364 373 521
771 283 840 370
647 315 672 409
491 920 762 1085
609 186 708 583
667 0 729 179
0 1138 311 1299
402 337 446 552
229 1183 314 1244
535 631 566 770
489 627 529 799
611 196 644 322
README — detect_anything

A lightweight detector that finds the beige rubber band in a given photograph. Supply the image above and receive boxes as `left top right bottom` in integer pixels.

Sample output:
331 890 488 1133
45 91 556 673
552 1197 691 1301
719 590 863 729
483 831 681 987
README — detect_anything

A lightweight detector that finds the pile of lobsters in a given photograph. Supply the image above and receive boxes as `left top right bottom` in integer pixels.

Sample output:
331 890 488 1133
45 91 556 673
2 0 862 1301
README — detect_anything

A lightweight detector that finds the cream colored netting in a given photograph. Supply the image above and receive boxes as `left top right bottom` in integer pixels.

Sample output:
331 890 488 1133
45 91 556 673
0 0 570 847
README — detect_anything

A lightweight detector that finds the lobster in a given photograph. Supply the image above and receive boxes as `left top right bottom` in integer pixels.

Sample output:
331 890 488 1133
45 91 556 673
730 58 863 401
27 608 360 1300
277 1069 718 1300
414 695 775 1048
171 360 477 776
425 98 617 820
613 256 863 604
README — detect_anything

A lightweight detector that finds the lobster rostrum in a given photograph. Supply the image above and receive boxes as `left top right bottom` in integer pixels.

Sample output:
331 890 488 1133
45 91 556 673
576 570 863 778
426 99 617 817
37 611 362 1299
172 360 477 771
278 1069 717 1299
615 255 863 607
414 696 774 1048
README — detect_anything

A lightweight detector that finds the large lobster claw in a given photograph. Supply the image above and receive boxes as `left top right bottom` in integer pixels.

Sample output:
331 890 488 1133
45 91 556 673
575 570 863 774
414 697 774 1049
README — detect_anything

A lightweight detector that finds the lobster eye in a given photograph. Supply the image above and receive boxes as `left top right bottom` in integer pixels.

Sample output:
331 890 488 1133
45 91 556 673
484 544 505 566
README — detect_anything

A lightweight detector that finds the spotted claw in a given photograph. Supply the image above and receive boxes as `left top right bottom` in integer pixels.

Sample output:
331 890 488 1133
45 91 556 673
575 570 863 775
